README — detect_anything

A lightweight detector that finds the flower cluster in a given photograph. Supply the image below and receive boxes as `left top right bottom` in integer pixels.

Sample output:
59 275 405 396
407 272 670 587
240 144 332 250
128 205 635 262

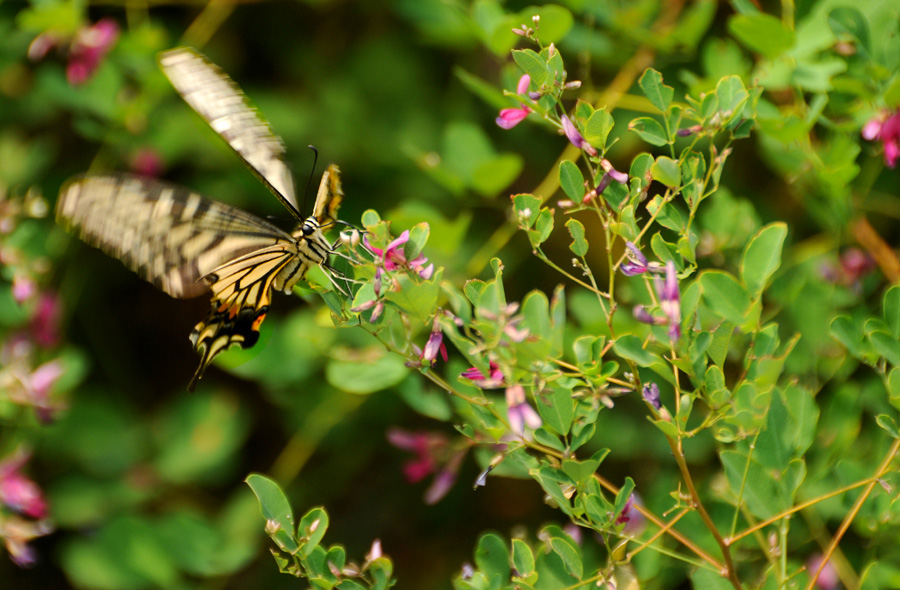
353 229 434 322
364 230 433 279
862 109 900 168
29 18 120 86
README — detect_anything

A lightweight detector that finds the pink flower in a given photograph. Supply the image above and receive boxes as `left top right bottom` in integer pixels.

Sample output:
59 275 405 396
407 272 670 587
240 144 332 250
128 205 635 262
386 429 466 504
461 361 504 389
505 384 542 434
496 75 533 129
496 106 531 129
862 109 900 168
131 148 164 177
615 493 647 536
806 554 839 590
621 242 649 276
29 292 61 348
561 115 598 157
657 261 681 341
67 18 119 85
0 453 47 519
632 261 681 341
421 329 447 364
12 275 36 303
364 230 432 279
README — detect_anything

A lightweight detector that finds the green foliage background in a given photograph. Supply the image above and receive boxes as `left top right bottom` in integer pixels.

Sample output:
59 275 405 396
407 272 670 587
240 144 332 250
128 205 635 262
1 0 900 588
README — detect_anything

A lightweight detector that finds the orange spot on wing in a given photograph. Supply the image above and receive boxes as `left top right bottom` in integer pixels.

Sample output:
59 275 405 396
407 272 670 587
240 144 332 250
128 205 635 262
252 313 267 331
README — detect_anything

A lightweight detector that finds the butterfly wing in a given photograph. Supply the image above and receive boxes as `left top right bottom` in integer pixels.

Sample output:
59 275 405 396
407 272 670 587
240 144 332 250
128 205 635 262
159 47 302 221
312 163 344 228
56 174 294 299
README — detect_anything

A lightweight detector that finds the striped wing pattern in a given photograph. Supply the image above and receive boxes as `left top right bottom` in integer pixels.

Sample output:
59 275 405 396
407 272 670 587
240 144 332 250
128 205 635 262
159 47 301 218
57 45 346 389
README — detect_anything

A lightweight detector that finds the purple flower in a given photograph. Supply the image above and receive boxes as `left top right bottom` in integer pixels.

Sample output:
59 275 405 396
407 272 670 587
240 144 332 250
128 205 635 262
67 18 119 85
642 382 661 410
560 115 598 157
677 124 703 137
461 361 504 389
421 328 448 364
862 109 900 168
0 453 47 519
657 261 681 341
621 242 649 276
505 384 542 435
496 106 531 129
615 493 647 536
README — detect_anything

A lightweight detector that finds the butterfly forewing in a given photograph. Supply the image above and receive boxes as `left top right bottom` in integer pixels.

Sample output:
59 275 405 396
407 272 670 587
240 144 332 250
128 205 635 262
159 47 301 219
57 174 294 299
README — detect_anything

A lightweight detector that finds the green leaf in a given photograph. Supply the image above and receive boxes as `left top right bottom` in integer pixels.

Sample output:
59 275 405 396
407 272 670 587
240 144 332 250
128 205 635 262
512 193 542 229
884 286 900 338
584 107 614 148
511 538 535 579
613 335 664 368
628 117 669 146
876 415 900 439
885 74 900 108
326 352 409 394
699 270 752 326
245 474 299 553
870 332 900 366
549 536 583 579
728 13 795 59
889 368 900 410
529 207 554 247
474 533 510 585
741 222 787 297
383 270 442 322
566 219 588 257
715 76 749 122
650 156 681 187
472 153 523 195
613 477 636 519
830 315 873 362
639 68 674 113
559 160 584 202
827 7 871 58
691 566 737 590
512 49 548 87
537 387 575 436
298 507 329 557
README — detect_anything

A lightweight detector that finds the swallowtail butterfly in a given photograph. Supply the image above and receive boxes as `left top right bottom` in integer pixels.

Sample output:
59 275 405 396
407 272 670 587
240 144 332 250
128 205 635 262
56 47 344 390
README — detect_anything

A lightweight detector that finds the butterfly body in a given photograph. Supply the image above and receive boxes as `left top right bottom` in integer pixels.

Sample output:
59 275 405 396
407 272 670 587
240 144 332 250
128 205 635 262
56 47 343 390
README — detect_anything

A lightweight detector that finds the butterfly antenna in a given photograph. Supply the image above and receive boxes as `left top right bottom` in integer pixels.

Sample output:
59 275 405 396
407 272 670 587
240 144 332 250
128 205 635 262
301 145 320 216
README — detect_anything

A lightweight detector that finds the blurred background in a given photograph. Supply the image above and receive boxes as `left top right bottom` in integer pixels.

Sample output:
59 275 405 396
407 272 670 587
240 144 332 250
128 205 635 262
1 0 898 587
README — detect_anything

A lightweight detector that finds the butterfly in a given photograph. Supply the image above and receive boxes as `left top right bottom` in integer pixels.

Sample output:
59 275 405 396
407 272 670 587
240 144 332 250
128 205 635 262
56 47 344 390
